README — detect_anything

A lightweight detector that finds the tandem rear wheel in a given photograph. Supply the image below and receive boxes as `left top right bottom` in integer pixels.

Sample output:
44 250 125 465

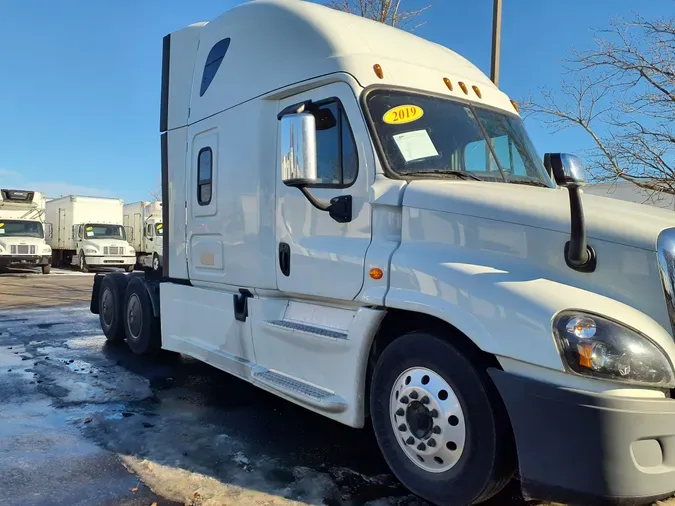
369 331 516 506
98 273 161 355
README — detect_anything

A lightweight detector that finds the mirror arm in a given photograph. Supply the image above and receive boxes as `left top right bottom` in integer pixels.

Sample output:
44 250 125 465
277 100 314 120
299 186 331 212
564 187 596 272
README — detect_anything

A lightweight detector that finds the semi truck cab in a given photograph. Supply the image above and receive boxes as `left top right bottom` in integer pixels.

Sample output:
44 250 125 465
90 1 675 504
0 189 52 274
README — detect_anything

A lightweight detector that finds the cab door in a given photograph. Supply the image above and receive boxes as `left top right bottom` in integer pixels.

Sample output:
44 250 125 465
275 81 372 301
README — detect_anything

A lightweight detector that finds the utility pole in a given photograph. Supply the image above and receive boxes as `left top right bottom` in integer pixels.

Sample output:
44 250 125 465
490 0 502 86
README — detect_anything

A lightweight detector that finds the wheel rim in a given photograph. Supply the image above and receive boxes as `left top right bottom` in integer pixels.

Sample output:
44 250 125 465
389 367 466 473
80 255 84 270
153 256 159 270
126 293 143 340
101 287 114 327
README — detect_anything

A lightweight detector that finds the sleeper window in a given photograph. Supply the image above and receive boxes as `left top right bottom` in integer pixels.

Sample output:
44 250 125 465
197 147 213 206
311 100 357 187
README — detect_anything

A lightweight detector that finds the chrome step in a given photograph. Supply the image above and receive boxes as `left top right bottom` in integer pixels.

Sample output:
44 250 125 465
265 319 348 340
252 366 347 413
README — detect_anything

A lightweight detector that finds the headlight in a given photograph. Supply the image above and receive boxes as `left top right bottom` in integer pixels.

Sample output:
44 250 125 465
43 246 51 254
553 311 675 388
85 248 98 254
128 248 135 254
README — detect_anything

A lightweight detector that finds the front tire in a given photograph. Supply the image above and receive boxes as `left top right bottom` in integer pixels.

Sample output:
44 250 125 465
369 331 515 506
78 251 89 272
152 253 161 272
41 264 51 274
123 277 161 355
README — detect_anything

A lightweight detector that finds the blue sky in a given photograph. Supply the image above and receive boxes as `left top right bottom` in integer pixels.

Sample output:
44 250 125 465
0 0 666 202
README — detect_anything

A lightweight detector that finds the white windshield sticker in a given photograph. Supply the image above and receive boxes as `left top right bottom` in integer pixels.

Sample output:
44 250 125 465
0 229 4 234
86 231 94 237
393 129 439 162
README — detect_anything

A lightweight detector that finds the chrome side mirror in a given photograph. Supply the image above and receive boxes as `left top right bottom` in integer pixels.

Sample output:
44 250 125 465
280 112 319 187
125 226 134 243
544 153 587 188
45 223 53 240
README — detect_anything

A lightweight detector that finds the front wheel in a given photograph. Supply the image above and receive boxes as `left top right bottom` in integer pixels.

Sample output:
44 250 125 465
369 331 515 506
152 253 161 272
78 252 89 272
41 264 51 274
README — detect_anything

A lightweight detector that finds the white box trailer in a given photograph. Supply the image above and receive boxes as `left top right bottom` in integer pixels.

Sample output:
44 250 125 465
45 195 136 272
90 2 675 505
0 188 52 274
123 201 163 271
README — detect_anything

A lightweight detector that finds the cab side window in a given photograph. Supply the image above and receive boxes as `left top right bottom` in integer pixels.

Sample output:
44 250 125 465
197 147 213 206
311 100 357 187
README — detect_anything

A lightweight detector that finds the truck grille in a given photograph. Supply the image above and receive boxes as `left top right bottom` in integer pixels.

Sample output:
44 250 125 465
657 228 675 338
104 246 123 255
10 245 36 255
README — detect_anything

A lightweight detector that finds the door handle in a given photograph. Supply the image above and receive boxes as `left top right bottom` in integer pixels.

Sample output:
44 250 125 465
279 242 290 277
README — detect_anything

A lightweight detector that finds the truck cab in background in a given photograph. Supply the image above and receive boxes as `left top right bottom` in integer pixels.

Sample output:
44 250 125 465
45 195 136 272
123 201 163 272
90 2 675 505
0 189 52 274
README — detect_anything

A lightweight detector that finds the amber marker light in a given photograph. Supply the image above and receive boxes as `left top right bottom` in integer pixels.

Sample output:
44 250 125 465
472 85 482 98
510 99 519 112
370 268 384 280
458 81 468 95
443 77 453 91
373 64 384 79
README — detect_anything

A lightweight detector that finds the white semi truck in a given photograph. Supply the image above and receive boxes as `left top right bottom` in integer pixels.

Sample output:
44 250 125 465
90 1 675 505
0 188 52 274
45 195 136 272
123 201 163 271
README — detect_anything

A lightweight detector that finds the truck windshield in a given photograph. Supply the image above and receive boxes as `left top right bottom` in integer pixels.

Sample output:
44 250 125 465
364 89 553 186
154 223 163 236
84 224 126 240
0 220 44 238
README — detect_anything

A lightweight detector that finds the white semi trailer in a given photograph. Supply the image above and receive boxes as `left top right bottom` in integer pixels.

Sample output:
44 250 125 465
90 2 675 505
123 201 163 271
45 195 136 272
0 188 52 274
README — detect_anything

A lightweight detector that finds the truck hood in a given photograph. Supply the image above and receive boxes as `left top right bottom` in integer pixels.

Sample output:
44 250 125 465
403 180 675 251
0 236 50 254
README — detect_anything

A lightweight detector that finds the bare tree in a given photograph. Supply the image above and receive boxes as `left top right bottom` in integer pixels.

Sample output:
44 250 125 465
150 176 162 202
323 0 432 31
523 12 675 195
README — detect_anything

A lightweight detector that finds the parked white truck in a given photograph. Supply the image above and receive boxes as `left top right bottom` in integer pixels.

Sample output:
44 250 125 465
90 1 675 505
0 188 52 274
46 195 135 272
123 201 163 271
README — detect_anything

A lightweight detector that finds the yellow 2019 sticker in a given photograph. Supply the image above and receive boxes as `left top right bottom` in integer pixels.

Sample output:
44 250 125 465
157 224 163 230
383 105 424 125
0 223 4 227
86 226 93 231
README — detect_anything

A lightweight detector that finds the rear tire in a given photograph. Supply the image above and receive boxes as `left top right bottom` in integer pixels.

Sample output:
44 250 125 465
98 273 130 342
41 265 51 274
125 265 134 273
369 331 515 506
123 277 161 355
